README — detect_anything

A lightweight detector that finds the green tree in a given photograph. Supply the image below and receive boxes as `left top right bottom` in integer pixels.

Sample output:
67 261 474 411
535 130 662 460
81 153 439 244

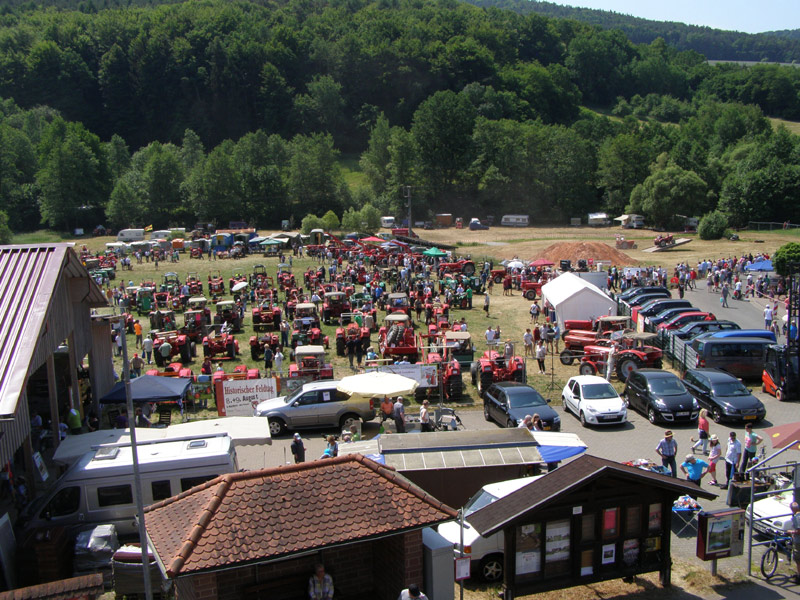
697 210 728 240
287 133 343 220
301 213 324 234
106 172 146 229
628 155 709 227
321 210 340 231
774 242 800 277
0 210 12 244
597 133 655 215
360 114 393 195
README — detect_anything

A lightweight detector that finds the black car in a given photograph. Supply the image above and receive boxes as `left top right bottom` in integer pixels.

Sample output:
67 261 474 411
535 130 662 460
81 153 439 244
637 298 692 319
622 291 672 309
483 382 561 431
672 320 740 340
617 286 669 303
682 368 766 423
623 369 699 424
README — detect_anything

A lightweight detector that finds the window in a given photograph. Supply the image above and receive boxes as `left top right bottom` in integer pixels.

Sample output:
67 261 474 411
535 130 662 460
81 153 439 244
602 508 620 540
42 486 80 518
581 514 595 542
181 474 217 492
297 392 320 406
97 484 133 507
624 506 641 537
151 480 172 501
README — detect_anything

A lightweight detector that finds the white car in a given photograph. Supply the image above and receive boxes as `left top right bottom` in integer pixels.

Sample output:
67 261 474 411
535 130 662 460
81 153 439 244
437 476 542 582
561 375 627 427
747 488 794 536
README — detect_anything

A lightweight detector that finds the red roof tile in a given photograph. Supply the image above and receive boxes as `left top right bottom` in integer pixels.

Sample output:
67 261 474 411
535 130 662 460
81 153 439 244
0 574 104 600
145 454 457 577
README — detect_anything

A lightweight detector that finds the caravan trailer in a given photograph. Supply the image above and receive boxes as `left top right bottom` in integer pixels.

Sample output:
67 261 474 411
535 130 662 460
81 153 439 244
380 216 396 229
116 229 145 242
500 215 529 227
21 435 238 536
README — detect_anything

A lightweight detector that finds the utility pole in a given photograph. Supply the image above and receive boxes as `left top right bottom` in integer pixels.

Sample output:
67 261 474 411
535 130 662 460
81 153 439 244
404 185 412 237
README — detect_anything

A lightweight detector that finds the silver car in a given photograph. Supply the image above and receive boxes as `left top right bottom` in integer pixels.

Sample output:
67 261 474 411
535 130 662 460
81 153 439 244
254 380 376 436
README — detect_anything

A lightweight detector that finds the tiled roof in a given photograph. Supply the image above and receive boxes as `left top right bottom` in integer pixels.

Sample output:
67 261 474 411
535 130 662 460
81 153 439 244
0 574 104 600
144 454 457 577
469 454 717 537
0 244 106 417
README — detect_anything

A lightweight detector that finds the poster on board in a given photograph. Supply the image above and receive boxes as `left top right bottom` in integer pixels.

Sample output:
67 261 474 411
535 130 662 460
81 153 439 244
216 378 278 416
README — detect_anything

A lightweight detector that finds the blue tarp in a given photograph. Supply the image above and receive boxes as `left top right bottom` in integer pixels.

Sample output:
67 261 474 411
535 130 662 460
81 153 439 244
99 375 191 407
745 259 773 271
537 443 587 464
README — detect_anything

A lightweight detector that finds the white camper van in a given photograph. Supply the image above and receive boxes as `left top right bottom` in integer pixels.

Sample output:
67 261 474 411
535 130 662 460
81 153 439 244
500 215 529 227
22 435 237 536
380 216 396 228
116 228 145 242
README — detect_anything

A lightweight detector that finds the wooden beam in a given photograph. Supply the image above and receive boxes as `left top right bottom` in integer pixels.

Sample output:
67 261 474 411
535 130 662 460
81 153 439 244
46 354 60 450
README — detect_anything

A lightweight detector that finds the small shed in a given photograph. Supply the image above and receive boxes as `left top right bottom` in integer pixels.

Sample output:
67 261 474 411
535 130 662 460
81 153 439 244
468 454 716 599
541 273 615 329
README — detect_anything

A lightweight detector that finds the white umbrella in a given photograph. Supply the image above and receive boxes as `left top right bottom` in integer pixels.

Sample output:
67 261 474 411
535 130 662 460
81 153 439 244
506 260 525 269
337 372 418 397
232 281 249 292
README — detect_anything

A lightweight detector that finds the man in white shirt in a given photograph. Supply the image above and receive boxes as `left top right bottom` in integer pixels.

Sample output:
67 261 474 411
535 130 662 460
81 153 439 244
722 431 742 489
398 584 428 600
485 327 495 348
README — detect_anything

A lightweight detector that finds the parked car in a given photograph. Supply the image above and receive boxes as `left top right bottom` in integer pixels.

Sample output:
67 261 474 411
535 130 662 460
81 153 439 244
437 476 543 582
747 487 795 536
616 286 669 304
656 311 716 331
645 306 698 329
483 382 560 430
254 380 376 436
561 375 628 427
621 290 671 309
671 320 740 340
637 299 692 319
622 369 699 424
469 218 490 231
682 368 766 423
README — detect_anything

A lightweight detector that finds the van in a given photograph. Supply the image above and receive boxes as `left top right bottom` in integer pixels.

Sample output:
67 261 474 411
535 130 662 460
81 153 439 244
691 337 772 379
695 329 777 343
116 229 145 243
500 215 529 227
380 216 396 228
21 435 237 536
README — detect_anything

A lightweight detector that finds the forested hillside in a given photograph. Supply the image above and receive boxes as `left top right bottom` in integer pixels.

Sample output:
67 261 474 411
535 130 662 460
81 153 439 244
1 0 800 238
465 0 800 63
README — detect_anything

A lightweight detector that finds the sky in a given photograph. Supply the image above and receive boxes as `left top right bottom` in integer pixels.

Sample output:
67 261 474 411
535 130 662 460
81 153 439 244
545 1 800 34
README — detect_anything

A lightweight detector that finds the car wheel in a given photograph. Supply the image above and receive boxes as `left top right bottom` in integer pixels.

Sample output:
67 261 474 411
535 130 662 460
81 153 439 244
579 411 589 428
506 419 516 429
268 418 286 436
480 554 503 582
776 389 785 402
483 403 491 421
559 349 574 366
648 407 658 424
712 407 723 423
340 414 360 431
470 362 479 387
561 395 569 412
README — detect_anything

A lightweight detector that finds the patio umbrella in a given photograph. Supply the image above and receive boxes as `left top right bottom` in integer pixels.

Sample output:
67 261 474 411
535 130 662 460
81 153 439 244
505 259 525 269
232 281 249 292
529 259 554 267
764 422 800 450
337 372 419 397
423 247 447 257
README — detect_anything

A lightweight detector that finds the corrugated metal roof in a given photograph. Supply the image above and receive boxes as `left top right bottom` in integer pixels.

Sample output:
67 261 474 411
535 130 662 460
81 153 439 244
0 244 107 417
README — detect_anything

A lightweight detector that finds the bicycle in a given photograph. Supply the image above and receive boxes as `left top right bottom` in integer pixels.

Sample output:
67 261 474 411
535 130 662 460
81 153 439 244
761 531 793 579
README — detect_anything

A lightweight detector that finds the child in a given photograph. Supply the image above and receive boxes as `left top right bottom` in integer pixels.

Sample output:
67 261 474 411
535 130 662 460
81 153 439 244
707 434 721 485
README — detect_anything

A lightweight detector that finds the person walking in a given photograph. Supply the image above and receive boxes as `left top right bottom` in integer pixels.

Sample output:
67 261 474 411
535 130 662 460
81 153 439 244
764 304 774 330
274 348 284 376
530 302 540 324
535 340 547 374
263 345 274 376
722 431 742 489
655 430 678 477
788 502 800 584
680 454 709 486
523 328 534 357
290 433 305 463
142 335 154 364
691 408 710 454
739 422 763 476
134 320 143 348
419 400 432 432
393 396 406 433
720 283 729 307
483 292 490 317
707 434 721 485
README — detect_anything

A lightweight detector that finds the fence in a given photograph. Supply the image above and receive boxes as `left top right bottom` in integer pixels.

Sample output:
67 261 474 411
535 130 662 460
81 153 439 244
748 221 800 231
654 330 698 374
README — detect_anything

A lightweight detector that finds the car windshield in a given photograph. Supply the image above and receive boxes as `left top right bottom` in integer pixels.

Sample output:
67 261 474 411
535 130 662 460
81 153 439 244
712 381 751 396
463 489 499 517
582 383 619 400
507 389 547 408
283 387 307 404
648 378 687 396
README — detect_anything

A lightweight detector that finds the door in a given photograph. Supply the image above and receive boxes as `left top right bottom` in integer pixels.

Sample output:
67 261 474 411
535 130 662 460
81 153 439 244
568 380 581 414
287 391 323 427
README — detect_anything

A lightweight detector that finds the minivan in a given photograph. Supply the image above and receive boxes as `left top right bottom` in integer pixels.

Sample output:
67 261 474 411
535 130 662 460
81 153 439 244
691 337 772 379
116 228 145 242
21 435 237 536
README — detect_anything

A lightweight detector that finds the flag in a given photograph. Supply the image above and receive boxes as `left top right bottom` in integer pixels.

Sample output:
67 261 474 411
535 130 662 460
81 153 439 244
144 225 153 232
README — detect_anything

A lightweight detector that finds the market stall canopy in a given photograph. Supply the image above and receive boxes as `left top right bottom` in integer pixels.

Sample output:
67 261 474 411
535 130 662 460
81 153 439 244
337 371 418 397
361 236 385 243
764 421 800 450
100 375 191 405
259 238 283 246
529 259 554 267
422 247 448 257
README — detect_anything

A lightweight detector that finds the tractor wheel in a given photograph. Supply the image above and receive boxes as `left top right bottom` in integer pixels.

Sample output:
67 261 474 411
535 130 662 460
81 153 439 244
470 362 479 387
777 388 785 402
203 344 210 357
524 290 536 301
494 275 503 284
513 369 525 383
447 377 463 400
462 262 476 276
179 342 191 363
478 372 493 396
227 341 236 359
616 357 643 381
559 349 574 366
191 342 197 358
579 362 597 376
154 352 164 367
336 337 345 357
762 381 767 393
323 311 329 325
251 346 260 361
653 358 663 369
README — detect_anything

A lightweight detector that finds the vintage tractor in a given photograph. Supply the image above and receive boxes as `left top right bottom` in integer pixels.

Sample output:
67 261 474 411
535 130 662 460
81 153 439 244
149 309 177 331
213 300 242 332
521 281 545 301
162 271 181 292
186 272 203 296
208 270 225 295
145 362 194 379
322 292 351 324
250 264 269 287
438 259 476 276
560 317 632 365
292 303 329 348
762 344 800 402
181 310 209 343
385 292 412 317
277 266 296 291
470 349 526 395
154 289 171 310
249 331 281 360
186 296 211 323
202 332 239 360
229 270 247 294
422 339 464 401
654 234 674 247
252 298 282 332
335 321 371 356
443 331 474 368
378 313 419 363
579 334 663 380
135 288 154 316
349 293 377 331
152 331 193 366
288 346 334 380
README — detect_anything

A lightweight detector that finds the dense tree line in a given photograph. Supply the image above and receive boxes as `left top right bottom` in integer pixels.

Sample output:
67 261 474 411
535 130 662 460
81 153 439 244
468 0 800 63
2 0 800 235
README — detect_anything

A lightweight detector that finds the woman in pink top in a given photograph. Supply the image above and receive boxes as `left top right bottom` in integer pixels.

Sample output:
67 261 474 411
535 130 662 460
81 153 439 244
691 408 710 454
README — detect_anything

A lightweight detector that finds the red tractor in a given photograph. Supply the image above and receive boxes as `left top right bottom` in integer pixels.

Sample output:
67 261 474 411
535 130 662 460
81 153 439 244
229 270 247 294
277 267 296 291
654 234 674 247
292 303 329 348
579 334 663 380
208 270 225 295
520 281 544 301
154 289 171 310
438 259 476 276
186 296 211 322
252 298 282 332
181 309 209 343
149 309 178 332
146 362 194 379
470 349 526 395
152 331 193 366
213 300 242 332
349 293 377 331
385 292 412 317
249 264 269 287
560 316 631 365
202 332 239 359
335 321 370 356
249 331 281 360
322 291 351 324
378 313 419 363
186 272 203 296
288 346 334 380
422 343 463 401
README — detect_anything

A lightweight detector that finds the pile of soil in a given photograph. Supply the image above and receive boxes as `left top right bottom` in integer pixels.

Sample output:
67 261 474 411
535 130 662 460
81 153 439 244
534 242 637 266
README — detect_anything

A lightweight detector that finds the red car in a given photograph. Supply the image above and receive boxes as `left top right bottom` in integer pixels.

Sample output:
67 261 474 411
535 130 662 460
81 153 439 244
656 311 716 331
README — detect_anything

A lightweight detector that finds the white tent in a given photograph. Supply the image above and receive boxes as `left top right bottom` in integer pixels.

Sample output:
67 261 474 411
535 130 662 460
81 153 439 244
541 272 616 328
